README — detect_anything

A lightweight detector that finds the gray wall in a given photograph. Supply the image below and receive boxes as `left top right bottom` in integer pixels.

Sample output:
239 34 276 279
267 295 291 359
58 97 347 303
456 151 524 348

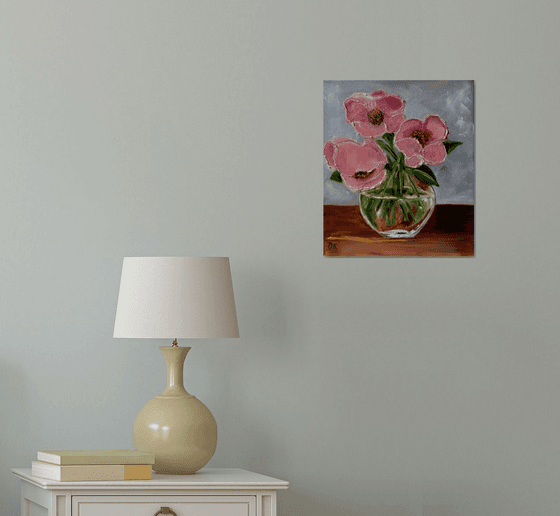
1 1 559 515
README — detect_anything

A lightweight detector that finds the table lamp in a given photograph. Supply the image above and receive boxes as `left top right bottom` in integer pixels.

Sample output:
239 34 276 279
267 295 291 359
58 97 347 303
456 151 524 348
113 257 239 474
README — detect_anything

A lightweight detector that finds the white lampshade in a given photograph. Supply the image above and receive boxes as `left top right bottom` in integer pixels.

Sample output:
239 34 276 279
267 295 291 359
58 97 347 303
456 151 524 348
113 257 239 339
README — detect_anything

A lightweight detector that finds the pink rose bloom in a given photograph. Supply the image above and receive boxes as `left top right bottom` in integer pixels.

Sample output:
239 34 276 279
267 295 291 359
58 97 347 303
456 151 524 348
324 138 387 191
395 115 448 167
343 90 405 138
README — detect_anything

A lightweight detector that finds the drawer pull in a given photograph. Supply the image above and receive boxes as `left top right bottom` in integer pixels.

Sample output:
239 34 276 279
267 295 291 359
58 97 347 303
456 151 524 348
154 508 177 516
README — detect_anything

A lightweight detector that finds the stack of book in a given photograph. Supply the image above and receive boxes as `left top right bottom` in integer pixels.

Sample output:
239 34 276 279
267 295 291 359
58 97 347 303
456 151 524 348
31 450 155 481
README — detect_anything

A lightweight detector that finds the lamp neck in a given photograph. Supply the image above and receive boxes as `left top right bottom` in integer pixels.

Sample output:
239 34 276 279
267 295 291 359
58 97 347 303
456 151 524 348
159 346 191 395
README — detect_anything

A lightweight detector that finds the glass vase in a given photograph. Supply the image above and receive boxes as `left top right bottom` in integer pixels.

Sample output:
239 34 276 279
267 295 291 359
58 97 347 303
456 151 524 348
359 178 436 238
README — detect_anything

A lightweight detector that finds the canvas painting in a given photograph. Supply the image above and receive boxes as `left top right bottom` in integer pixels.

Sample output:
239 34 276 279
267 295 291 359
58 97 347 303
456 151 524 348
323 80 474 257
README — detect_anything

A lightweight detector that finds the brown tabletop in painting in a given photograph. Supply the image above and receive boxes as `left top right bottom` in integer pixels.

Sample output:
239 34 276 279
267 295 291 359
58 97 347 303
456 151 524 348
324 204 474 257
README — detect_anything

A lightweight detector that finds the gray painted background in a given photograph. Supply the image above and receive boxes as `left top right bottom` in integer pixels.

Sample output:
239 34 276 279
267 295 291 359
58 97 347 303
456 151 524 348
324 80 475 204
1 1 560 516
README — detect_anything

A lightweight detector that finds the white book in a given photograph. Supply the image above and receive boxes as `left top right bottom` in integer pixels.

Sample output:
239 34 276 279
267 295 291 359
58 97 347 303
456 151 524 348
37 450 155 466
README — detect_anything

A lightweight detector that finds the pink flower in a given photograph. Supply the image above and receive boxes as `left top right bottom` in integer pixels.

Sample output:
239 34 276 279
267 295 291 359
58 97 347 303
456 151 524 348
324 138 387 191
395 115 448 167
343 90 405 138
323 137 354 170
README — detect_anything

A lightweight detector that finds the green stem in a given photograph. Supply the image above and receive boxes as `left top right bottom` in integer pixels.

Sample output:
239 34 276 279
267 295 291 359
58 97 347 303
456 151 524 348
405 169 422 197
378 139 398 161
392 167 399 195
396 153 405 198
379 168 393 197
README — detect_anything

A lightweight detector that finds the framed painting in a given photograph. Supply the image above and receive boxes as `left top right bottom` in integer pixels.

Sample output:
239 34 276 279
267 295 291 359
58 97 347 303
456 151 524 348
323 80 474 257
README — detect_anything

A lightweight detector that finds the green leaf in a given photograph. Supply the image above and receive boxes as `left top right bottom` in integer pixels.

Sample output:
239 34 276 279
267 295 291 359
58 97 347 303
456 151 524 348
382 132 395 146
407 164 440 187
443 140 463 155
330 170 343 183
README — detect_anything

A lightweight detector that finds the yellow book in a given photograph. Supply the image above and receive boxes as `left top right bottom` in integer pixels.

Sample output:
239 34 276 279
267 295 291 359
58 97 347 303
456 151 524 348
31 461 152 481
37 450 155 466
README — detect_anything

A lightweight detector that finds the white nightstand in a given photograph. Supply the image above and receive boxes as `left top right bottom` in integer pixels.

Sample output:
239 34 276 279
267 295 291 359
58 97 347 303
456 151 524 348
12 468 289 516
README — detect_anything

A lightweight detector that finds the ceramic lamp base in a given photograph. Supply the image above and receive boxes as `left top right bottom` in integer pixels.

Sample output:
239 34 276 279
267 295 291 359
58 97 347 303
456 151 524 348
133 346 217 474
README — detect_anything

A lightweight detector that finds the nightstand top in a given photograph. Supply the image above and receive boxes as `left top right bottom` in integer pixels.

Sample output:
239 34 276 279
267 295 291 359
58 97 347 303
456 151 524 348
12 467 289 491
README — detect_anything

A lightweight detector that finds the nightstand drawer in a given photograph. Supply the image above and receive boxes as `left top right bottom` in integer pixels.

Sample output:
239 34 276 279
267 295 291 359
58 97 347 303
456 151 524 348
72 496 256 516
